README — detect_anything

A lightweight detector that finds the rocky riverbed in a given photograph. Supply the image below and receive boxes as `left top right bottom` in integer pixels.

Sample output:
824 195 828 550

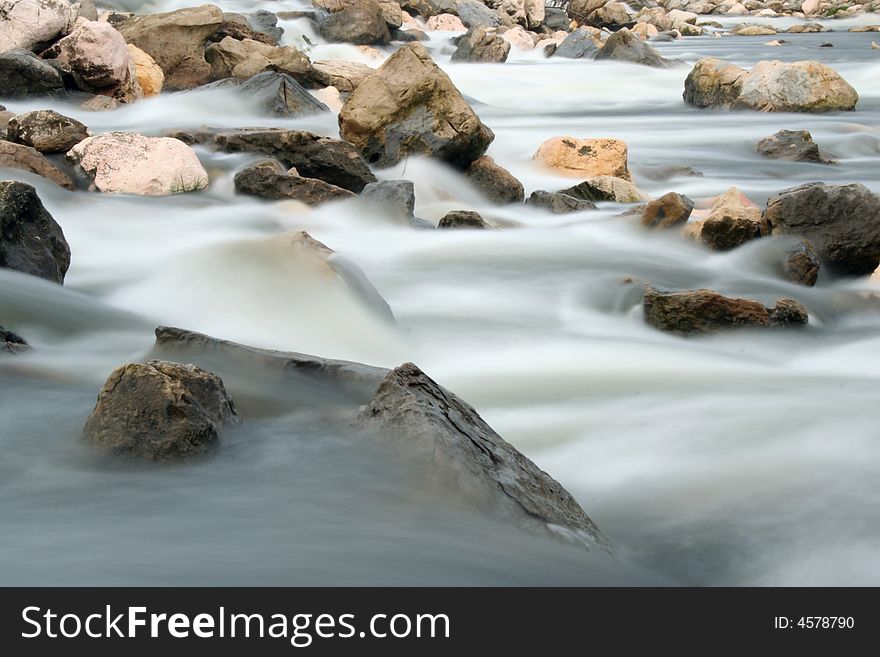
1 0 880 585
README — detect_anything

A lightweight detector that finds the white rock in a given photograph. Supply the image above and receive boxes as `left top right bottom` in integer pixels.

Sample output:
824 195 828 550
0 0 74 52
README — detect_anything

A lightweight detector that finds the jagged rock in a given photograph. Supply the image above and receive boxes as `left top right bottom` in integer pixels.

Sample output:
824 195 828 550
234 160 355 205
0 48 65 98
640 192 694 229
784 239 820 287
204 36 312 82
764 183 880 276
595 28 672 68
338 43 494 169
318 0 391 45
66 132 209 196
755 129 836 164
534 137 631 180
82 360 239 461
0 0 73 52
451 26 511 63
355 362 611 550
6 109 89 153
464 155 524 204
0 180 70 284
0 324 29 354
560 176 644 203
212 129 376 193
438 209 489 228
235 71 329 117
310 60 374 92
526 190 597 214
0 141 75 189
643 286 808 335
360 179 415 221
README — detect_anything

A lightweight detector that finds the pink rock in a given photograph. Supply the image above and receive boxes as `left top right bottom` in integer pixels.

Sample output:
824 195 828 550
67 132 209 196
425 14 466 32
49 20 130 88
0 0 74 52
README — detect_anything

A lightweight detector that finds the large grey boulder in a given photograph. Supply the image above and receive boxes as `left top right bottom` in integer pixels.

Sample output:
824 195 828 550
755 129 835 164
594 28 671 68
318 0 391 45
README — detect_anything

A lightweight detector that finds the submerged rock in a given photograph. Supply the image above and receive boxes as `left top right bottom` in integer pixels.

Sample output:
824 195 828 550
355 362 611 550
6 110 90 154
692 187 769 251
438 209 489 229
640 192 694 229
784 239 821 287
0 324 29 354
212 129 376 193
0 180 70 284
643 286 808 335
755 129 836 164
338 43 494 169
526 190 597 214
451 26 510 63
561 176 643 203
0 48 65 99
764 182 880 276
0 141 76 189
234 160 355 205
82 360 239 461
534 137 631 180
464 155 524 204
360 179 416 222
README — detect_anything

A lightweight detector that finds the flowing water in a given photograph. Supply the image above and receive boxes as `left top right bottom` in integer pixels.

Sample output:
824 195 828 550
2 1 880 585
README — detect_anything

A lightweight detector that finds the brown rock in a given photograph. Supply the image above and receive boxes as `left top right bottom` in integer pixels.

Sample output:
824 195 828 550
640 192 694 229
464 155 524 204
0 141 75 190
204 36 312 82
534 137 631 180
438 210 489 229
6 110 90 154
234 160 356 205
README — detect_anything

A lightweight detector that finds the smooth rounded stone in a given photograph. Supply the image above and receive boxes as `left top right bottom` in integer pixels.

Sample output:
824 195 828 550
595 28 672 68
784 239 820 287
588 1 632 28
464 155 524 204
360 179 415 221
786 22 826 33
631 22 660 40
640 192 694 229
755 129 836 164
67 132 209 196
694 186 769 251
204 36 312 82
683 57 858 112
438 209 489 229
338 43 494 169
211 129 376 193
314 0 403 28
456 0 505 29
0 48 65 99
116 5 224 90
234 160 355 205
534 137 631 180
0 0 74 52
127 44 164 97
0 323 29 354
501 25 537 51
82 360 239 462
0 180 70 284
0 141 76 190
318 0 391 45
764 182 880 276
451 26 511 63
552 27 601 59
6 110 89 153
45 20 130 88
310 60 375 93
424 13 466 31
355 362 611 550
235 71 329 117
643 286 808 335
732 23 777 35
526 190 597 214
560 176 644 203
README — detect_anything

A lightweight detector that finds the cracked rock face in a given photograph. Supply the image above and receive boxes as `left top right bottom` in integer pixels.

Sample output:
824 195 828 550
355 362 612 551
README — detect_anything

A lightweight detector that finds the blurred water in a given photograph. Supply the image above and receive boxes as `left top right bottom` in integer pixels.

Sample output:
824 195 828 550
1 3 880 585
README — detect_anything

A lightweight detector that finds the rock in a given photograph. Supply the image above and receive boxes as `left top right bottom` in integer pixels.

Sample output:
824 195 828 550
425 13 466 31
318 0 391 45
683 57 858 112
786 22 826 33
526 190 597 213
588 2 632 28
637 164 703 181
204 36 312 82
438 209 489 228
534 137 631 180
314 0 403 28
127 44 163 97
45 19 130 89
0 141 75 189
755 129 836 164
640 192 694 229
117 4 224 90
643 286 808 335
6 110 88 154
80 95 118 111
75 0 97 21
338 43 494 169
82 360 239 461
543 6 568 30
236 71 329 117
234 160 355 205
67 132 209 196
732 24 777 35
311 60 375 93
0 323 29 354
595 28 671 68
764 183 880 276
553 26 600 59
0 0 73 52
355 362 611 549
246 9 284 44
631 22 660 40
212 129 376 193
0 180 70 284
214 12 276 45
802 0 821 14
464 155 524 204
695 187 769 251
784 239 820 287
451 26 511 63
360 179 415 221
456 0 505 29
561 176 643 203
0 48 65 98
487 0 543 28
501 25 536 51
